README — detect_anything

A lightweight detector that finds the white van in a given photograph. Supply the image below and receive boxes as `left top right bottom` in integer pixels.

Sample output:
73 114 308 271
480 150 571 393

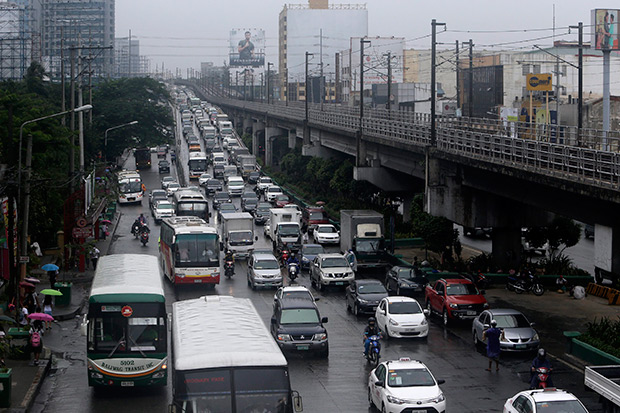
227 176 245 196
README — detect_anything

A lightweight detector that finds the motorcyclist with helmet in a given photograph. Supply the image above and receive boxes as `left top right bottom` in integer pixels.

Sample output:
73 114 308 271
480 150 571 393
530 348 553 389
224 249 234 263
287 252 299 266
363 317 381 356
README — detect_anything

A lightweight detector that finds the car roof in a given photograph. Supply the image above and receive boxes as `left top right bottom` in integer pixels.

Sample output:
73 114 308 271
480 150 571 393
383 358 428 370
280 286 311 293
316 224 335 228
356 279 384 286
302 243 323 249
486 308 524 316
152 189 166 194
279 298 318 310
162 176 175 181
384 296 419 303
441 278 474 285
317 253 345 259
524 388 580 402
253 253 277 261
155 200 173 206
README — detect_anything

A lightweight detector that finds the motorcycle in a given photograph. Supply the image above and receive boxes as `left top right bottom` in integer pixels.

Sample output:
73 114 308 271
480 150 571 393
288 262 299 281
507 271 544 296
140 230 149 246
224 260 235 279
132 223 141 239
279 247 291 267
365 335 381 366
462 271 489 290
533 367 551 389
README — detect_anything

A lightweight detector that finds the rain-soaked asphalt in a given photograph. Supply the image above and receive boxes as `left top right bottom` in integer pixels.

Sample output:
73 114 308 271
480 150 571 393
31 105 604 413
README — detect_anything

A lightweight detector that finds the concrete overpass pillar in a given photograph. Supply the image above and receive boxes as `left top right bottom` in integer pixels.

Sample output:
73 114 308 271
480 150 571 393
401 196 414 223
252 120 264 156
288 130 297 149
265 126 282 167
491 228 522 270
243 117 253 135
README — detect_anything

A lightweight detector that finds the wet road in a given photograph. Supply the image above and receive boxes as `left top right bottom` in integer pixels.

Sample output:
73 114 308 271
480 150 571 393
32 101 604 413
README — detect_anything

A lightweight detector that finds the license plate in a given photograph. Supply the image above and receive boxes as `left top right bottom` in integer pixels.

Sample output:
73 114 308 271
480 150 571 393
466 311 477 316
335 282 344 286
120 381 134 387
296 345 310 351
194 279 202 283
515 344 527 349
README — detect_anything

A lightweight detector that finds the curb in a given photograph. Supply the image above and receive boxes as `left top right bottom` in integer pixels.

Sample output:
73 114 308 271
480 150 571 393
10 353 51 413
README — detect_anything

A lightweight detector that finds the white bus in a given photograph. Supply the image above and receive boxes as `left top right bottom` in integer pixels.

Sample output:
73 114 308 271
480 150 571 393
170 296 302 413
85 254 167 387
188 151 208 179
117 170 144 204
159 217 220 286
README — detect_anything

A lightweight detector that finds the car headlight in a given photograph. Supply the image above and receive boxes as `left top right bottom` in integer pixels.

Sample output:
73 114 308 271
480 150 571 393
312 333 327 341
90 372 104 379
399 281 409 288
358 298 369 304
386 395 407 405
421 317 428 325
532 333 539 341
449 303 458 309
483 302 490 309
176 273 185 278
302 257 309 262
388 318 399 326
277 334 292 342
433 393 445 403
152 371 166 379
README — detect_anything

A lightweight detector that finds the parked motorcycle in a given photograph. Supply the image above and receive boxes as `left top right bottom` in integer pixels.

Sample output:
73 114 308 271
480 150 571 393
288 262 299 281
461 271 489 290
365 335 381 366
140 230 149 246
224 259 235 279
507 271 544 296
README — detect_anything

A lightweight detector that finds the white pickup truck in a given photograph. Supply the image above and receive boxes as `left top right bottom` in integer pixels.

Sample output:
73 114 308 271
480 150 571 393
584 365 620 412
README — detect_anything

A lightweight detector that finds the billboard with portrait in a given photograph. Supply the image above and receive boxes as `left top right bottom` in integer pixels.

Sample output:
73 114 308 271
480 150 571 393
592 9 620 50
229 28 265 67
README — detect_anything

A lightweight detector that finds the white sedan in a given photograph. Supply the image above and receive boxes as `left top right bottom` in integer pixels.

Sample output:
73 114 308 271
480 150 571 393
313 224 340 244
503 388 588 413
368 357 446 413
375 297 429 339
198 173 212 186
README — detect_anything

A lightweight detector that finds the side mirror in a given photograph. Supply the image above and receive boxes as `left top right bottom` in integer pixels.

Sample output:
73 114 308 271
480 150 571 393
423 309 430 316
437 379 446 385
483 324 490 329
321 317 328 323
314 297 320 302
80 315 88 337
377 309 385 315
270 317 276 325
530 322 536 327
374 380 384 387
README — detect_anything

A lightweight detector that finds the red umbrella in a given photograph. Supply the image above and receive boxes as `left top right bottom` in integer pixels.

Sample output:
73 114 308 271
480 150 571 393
19 281 35 289
100 219 112 224
28 313 54 322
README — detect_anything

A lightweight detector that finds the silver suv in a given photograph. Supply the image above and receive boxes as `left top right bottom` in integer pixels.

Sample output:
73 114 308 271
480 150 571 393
310 253 355 292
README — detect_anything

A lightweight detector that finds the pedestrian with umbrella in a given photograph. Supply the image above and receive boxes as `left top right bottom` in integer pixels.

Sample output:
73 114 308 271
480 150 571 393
42 295 54 330
28 318 44 365
42 263 59 289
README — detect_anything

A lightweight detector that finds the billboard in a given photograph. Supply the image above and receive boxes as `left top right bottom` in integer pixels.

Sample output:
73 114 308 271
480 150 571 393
592 9 620 50
229 28 265 67
526 73 552 91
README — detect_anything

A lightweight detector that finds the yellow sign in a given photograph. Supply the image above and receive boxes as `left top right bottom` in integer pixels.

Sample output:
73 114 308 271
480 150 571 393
526 73 553 91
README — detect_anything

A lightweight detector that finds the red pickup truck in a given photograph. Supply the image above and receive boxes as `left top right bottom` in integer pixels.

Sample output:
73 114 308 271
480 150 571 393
424 278 489 326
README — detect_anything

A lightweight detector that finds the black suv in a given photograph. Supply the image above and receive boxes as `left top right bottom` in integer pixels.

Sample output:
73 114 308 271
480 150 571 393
247 171 261 185
205 178 222 196
158 160 170 173
270 298 329 358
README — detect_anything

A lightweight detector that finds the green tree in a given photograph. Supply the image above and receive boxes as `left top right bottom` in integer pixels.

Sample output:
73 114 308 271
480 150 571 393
410 194 459 262
546 216 581 259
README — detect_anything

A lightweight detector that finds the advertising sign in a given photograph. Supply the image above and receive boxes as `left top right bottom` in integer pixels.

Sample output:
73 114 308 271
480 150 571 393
592 9 620 50
526 73 552 91
229 28 265 67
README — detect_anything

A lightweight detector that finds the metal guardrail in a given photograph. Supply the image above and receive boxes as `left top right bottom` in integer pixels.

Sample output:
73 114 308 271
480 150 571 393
197 87 620 192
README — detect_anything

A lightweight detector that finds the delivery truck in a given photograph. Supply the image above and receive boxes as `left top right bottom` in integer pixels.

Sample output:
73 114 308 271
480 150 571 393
221 212 256 258
268 209 302 253
340 210 387 269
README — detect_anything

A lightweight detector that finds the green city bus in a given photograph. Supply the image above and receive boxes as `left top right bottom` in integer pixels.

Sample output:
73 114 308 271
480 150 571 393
85 254 168 387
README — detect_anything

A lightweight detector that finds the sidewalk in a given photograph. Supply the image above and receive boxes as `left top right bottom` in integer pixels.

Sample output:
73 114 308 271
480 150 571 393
0 207 122 412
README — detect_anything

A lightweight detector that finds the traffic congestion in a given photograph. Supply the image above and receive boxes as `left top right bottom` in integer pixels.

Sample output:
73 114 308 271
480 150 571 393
84 85 606 413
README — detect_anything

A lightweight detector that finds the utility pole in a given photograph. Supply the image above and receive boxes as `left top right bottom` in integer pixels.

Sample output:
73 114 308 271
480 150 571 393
335 52 340 104
357 37 371 166
320 29 324 110
260 73 264 102
70 47 76 187
305 52 313 122
60 27 65 126
570 22 583 141
455 40 460 111
468 38 473 118
267 62 273 104
385 51 392 111
243 71 247 100
235 72 239 98
19 134 32 279
430 19 446 146
285 67 289 106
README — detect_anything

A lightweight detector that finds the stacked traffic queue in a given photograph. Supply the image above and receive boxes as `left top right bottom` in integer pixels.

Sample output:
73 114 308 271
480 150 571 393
164 88 596 413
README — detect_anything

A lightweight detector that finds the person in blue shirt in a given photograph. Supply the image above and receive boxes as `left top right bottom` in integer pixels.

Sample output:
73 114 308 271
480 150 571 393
363 317 381 356
287 252 299 266
482 319 504 371
530 348 553 388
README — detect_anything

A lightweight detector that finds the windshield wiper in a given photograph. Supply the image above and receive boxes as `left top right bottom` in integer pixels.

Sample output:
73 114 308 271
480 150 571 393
126 334 148 358
108 335 126 358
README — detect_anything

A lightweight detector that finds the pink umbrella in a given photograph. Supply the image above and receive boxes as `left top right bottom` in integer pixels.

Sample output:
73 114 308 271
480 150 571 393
28 313 54 322
19 281 35 289
24 277 40 284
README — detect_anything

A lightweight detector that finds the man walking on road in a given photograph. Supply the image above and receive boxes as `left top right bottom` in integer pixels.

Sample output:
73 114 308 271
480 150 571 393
482 319 504 371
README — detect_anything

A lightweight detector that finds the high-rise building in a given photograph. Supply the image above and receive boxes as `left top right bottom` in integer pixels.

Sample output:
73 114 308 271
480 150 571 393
40 0 115 79
279 0 367 100
0 2 29 80
114 36 139 78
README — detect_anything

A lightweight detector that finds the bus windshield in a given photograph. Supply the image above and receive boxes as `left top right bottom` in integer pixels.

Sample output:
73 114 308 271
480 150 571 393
175 367 291 413
119 181 142 194
188 160 207 171
88 304 166 354
175 234 219 267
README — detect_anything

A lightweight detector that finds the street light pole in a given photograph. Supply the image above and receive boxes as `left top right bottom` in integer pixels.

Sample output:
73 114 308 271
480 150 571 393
104 120 138 163
267 62 273 104
305 52 313 123
357 37 371 167
569 22 583 142
18 104 93 278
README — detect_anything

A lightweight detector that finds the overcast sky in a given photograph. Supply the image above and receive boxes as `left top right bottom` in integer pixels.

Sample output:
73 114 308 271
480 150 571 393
116 0 597 74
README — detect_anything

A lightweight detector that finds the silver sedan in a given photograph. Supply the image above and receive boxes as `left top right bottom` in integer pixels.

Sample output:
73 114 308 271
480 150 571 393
472 308 539 352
